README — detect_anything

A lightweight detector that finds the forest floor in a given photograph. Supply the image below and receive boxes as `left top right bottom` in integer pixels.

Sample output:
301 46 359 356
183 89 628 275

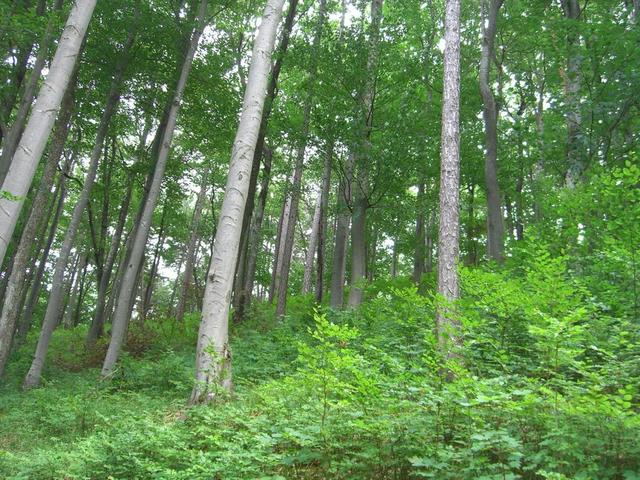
1 280 639 479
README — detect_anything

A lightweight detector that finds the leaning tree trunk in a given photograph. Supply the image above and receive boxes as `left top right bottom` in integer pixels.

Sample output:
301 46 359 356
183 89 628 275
191 0 286 404
176 167 209 323
0 0 97 269
0 0 64 186
63 252 87 328
23 21 137 389
232 0 299 322
141 206 167 322
436 0 463 360
347 0 383 308
241 148 273 317
16 159 71 345
101 0 208 377
480 0 504 262
276 0 327 317
86 173 133 347
0 72 75 377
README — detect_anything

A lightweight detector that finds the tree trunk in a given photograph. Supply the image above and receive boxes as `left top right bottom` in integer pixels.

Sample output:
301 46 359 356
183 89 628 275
315 141 332 303
190 0 286 404
101 0 207 377
23 19 137 389
302 194 322 294
347 196 367 307
232 0 299 322
0 0 96 269
0 0 64 186
276 0 327 317
465 184 477 266
0 71 75 377
270 193 290 303
241 147 273 317
413 182 426 282
479 0 504 262
86 173 133 347
329 153 353 309
141 205 167 322
562 0 584 188
176 168 209 322
347 0 383 308
16 162 70 345
436 0 463 360
63 252 87 328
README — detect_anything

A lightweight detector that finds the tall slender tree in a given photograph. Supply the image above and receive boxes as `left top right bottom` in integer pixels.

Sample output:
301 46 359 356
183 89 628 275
191 0 287 404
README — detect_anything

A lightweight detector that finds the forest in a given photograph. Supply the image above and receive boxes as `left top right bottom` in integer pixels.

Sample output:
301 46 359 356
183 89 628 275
0 0 638 478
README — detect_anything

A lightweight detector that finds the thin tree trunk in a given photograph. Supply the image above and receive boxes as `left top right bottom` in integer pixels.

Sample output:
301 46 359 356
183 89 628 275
16 162 70 345
302 194 322 294
436 0 463 361
479 0 504 262
141 206 167 322
0 0 97 269
86 173 133 347
315 141 332 303
101 0 207 377
276 0 327 317
465 184 476 266
191 0 286 404
63 252 86 328
241 147 273 317
0 72 75 376
413 182 426 282
270 193 290 302
23 19 137 389
176 168 209 323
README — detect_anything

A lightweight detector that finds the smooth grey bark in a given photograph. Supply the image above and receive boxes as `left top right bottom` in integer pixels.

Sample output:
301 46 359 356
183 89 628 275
0 73 74 377
101 0 208 377
232 0 299 322
561 0 584 188
191 0 286 404
347 0 383 308
23 22 136 388
315 141 332 303
329 153 353 309
0 0 97 269
436 0 463 359
479 0 504 262
176 168 209 323
0 0 64 186
275 0 327 317
391 239 398 277
86 173 133 347
302 194 322 294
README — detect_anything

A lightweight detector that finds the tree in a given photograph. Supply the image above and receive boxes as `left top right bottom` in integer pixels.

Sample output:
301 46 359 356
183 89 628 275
479 0 504 262
0 0 97 269
435 0 463 359
191 0 287 404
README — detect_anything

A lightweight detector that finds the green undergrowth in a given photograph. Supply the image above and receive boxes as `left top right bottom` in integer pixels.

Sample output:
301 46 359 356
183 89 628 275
1 245 639 479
